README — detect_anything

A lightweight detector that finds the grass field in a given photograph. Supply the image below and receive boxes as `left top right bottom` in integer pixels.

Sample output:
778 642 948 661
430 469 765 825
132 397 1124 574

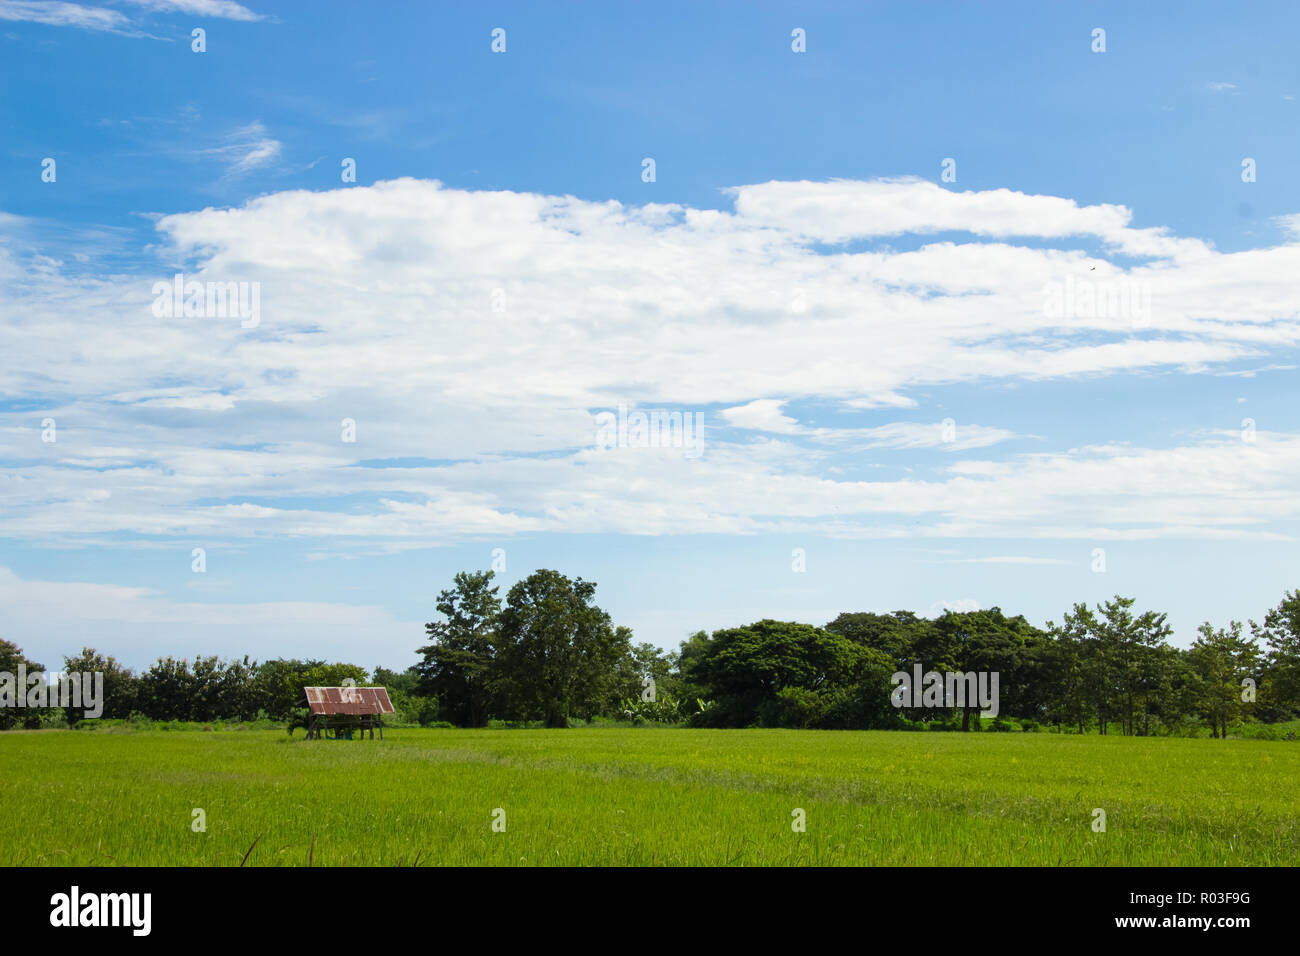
2 727 1297 866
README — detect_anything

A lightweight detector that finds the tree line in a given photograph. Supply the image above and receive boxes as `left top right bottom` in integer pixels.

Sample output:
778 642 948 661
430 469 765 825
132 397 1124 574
416 571 1300 735
3 568 1298 737
0 645 379 729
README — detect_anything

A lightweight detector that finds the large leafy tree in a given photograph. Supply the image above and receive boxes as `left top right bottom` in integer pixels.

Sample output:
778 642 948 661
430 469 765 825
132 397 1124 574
607 635 680 715
252 659 370 719
1013 624 1065 726
825 610 931 664
915 608 1045 730
682 619 887 728
1050 597 1172 735
373 665 438 726
136 657 191 720
493 569 627 728
139 655 268 721
676 630 713 704
1132 642 1188 736
0 639 45 729
1038 628 1090 733
1188 621 1261 738
60 647 138 723
1104 598 1173 736
1251 589 1300 719
373 666 420 697
414 570 502 727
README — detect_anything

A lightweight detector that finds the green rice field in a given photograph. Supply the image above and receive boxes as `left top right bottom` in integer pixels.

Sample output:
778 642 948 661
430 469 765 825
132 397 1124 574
2 727 1296 866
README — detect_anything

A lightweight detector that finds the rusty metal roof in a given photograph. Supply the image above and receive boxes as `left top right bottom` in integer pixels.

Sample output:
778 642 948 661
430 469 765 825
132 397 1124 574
304 686 395 715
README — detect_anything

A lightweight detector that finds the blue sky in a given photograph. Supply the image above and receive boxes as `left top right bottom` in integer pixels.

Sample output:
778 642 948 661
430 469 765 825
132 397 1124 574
3 0 1300 671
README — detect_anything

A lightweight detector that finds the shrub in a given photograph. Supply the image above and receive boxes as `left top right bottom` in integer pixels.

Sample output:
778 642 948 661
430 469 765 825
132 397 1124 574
761 686 828 729
619 696 685 724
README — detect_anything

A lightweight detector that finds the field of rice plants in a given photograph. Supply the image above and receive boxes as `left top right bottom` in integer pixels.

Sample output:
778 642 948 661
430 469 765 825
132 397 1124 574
2 727 1296 866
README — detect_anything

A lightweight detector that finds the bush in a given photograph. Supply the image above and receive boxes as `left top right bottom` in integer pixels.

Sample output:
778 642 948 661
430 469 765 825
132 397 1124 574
386 694 440 728
38 710 69 730
822 681 902 730
760 687 828 729
1231 719 1300 741
619 695 686 724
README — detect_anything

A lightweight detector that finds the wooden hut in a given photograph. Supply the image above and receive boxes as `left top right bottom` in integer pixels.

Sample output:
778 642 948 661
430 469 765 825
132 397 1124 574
302 686 394 740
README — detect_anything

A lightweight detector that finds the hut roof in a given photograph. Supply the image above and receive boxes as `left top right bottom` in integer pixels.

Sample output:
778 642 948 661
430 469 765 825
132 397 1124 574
304 686 395 716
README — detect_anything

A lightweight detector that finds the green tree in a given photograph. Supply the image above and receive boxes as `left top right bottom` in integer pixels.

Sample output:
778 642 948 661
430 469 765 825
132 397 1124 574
0 639 45 730
374 665 438 725
1015 625 1065 727
60 647 138 723
414 570 502 727
825 610 931 664
251 659 317 718
682 619 888 728
608 638 682 716
917 608 1045 730
373 666 420 696
494 569 627 728
138 657 192 720
1188 621 1261 738
1039 628 1090 733
1251 589 1300 719
1132 642 1186 736
1051 597 1171 735
138 655 264 721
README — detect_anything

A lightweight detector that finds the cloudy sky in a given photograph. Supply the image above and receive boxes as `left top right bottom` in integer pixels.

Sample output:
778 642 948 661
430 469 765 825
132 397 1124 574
3 0 1300 671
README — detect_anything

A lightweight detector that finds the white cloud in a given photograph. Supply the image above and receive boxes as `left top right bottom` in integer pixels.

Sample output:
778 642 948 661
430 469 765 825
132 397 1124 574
725 178 1211 260
720 399 802 434
0 1 131 32
125 0 263 21
814 421 1021 452
719 402 1019 451
1274 213 1300 240
199 121 282 177
4 177 1300 550
107 387 237 410
0 0 264 34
